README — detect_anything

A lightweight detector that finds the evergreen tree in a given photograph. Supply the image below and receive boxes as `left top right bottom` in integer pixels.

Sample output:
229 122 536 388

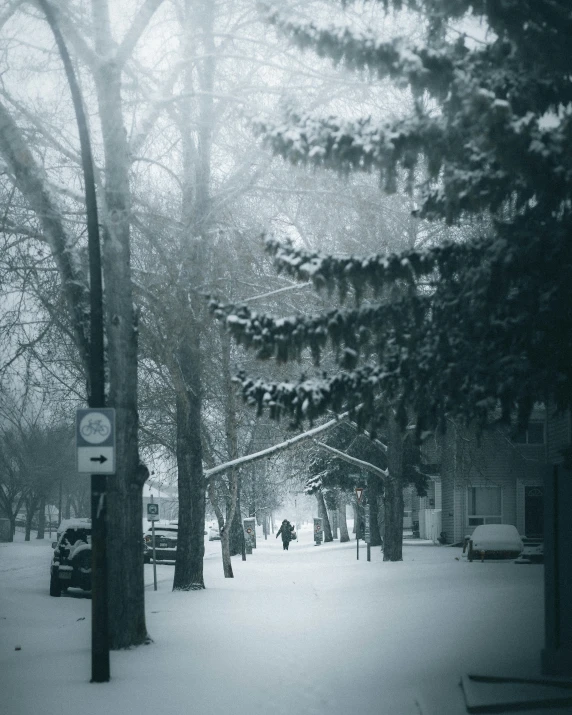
212 1 572 437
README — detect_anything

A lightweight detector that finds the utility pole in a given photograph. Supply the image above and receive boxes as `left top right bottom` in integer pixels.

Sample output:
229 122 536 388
39 0 109 683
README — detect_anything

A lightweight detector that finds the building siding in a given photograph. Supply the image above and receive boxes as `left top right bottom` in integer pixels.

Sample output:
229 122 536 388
438 420 546 541
547 409 571 464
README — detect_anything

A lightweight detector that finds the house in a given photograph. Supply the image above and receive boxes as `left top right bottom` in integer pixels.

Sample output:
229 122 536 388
408 473 442 542
413 405 572 677
543 406 572 676
417 409 546 545
142 481 178 524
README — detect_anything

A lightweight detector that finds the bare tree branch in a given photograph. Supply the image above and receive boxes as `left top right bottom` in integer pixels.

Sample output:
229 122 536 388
36 0 98 72
314 440 388 479
0 99 90 369
204 412 352 481
241 281 312 304
116 0 165 69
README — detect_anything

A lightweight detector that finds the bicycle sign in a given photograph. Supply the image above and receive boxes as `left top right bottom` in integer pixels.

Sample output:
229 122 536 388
76 408 115 474
79 413 111 444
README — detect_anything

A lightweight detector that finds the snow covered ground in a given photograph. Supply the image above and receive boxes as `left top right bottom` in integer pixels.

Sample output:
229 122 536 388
1 524 544 715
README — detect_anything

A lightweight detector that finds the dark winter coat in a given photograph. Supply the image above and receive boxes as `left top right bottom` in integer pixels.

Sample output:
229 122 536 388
276 520 294 544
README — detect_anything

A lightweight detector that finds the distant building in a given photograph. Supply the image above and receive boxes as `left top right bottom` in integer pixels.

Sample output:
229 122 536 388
417 408 546 544
543 405 572 675
142 481 178 523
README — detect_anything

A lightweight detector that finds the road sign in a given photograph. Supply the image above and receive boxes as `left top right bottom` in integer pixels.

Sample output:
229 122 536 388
76 408 115 474
364 509 371 544
356 487 364 503
243 517 256 549
147 502 159 522
243 518 255 554
314 517 323 544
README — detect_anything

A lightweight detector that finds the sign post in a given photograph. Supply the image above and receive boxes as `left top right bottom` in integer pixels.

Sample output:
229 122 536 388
77 408 115 683
365 508 371 562
243 518 255 554
314 517 323 545
147 500 159 591
356 487 364 560
39 0 108 682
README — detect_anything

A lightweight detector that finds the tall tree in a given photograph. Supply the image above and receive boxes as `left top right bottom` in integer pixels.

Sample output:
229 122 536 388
221 0 572 433
212 2 572 574
0 0 167 647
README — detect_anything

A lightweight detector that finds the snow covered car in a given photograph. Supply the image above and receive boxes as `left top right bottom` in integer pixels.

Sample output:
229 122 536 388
50 519 92 597
467 524 524 562
208 524 221 541
144 524 178 562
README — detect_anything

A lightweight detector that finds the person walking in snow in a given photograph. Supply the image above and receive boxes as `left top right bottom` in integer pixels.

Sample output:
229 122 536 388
276 519 294 550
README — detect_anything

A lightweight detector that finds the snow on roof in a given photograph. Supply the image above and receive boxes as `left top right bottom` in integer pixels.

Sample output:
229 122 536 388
143 482 178 498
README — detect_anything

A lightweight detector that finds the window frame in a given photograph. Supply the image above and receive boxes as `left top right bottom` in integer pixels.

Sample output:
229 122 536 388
467 485 503 527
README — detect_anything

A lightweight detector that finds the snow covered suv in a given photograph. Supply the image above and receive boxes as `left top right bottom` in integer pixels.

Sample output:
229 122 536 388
49 519 92 597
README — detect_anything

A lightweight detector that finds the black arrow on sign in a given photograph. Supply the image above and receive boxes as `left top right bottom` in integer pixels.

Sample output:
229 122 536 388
90 455 108 464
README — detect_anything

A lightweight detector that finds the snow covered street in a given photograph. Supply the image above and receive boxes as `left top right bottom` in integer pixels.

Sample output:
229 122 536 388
1 525 544 715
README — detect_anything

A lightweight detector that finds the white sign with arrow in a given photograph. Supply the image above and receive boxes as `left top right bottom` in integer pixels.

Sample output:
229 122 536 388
76 408 116 474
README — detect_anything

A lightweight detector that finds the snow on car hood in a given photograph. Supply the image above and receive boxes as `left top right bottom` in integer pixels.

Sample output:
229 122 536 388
471 525 523 551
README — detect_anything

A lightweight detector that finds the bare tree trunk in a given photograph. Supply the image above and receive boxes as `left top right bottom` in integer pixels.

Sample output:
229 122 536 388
367 474 383 547
352 502 357 534
316 490 333 542
173 378 206 590
172 0 216 590
24 495 38 542
91 0 150 648
229 477 244 557
36 495 46 539
383 478 404 561
330 509 338 539
338 499 350 542
383 413 405 561
249 467 257 522
220 328 240 571
377 493 385 545
220 525 233 577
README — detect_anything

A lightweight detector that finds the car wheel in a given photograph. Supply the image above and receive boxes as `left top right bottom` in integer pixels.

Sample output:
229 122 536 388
50 571 61 597
74 550 92 574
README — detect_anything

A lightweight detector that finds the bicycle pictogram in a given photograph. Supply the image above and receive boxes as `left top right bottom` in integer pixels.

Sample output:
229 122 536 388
81 419 110 439
79 412 112 444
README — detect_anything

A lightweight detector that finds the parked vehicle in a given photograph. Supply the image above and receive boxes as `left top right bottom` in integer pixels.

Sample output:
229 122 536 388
515 541 544 564
467 524 524 562
208 523 221 541
143 537 151 562
49 519 92 597
144 524 178 562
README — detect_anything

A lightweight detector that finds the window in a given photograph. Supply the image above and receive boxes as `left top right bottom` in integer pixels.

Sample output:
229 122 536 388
513 422 545 445
468 486 502 526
